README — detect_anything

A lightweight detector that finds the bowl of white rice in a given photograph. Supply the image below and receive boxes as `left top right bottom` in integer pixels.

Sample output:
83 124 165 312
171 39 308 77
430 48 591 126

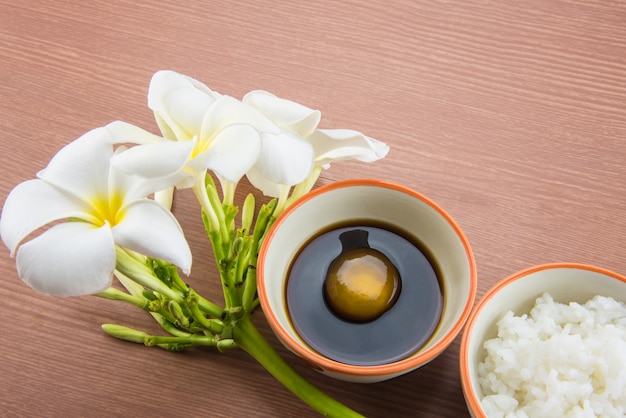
459 263 626 418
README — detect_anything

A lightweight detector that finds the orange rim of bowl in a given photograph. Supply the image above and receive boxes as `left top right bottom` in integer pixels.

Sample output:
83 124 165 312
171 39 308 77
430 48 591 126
459 262 626 417
257 178 477 377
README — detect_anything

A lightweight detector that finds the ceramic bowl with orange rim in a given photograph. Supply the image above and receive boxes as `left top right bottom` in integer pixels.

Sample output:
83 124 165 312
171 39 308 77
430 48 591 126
257 179 477 383
460 263 626 417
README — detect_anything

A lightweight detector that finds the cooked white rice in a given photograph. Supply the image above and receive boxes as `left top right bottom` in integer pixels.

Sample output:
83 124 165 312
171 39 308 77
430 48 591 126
478 293 626 418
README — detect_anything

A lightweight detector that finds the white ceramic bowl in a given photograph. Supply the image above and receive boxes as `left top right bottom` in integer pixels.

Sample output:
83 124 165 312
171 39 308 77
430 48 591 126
257 179 477 383
460 263 626 417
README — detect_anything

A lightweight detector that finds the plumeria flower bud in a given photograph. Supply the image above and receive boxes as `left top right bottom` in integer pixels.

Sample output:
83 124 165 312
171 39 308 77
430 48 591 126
168 300 189 328
241 193 256 233
101 324 149 344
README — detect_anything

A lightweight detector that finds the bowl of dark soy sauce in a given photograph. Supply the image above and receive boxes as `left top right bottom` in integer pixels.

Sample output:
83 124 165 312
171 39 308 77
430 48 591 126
258 179 477 383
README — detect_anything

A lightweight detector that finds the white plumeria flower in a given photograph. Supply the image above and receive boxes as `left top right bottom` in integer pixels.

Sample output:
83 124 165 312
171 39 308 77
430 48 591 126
0 122 193 297
146 70 281 189
242 90 389 198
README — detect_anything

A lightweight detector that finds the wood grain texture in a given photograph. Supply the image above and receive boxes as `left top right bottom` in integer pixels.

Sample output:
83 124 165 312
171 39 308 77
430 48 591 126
1 1 625 416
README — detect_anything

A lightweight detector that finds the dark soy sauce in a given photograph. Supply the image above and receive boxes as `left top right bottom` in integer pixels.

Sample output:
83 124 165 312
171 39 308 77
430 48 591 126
286 221 443 366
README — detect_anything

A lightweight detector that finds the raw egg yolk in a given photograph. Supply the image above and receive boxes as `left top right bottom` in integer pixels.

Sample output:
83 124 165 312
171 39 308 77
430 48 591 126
324 248 401 322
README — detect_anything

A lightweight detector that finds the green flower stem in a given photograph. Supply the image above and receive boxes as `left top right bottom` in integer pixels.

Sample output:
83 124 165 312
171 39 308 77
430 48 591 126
194 293 226 319
144 334 218 347
287 166 322 208
273 184 291 217
221 178 236 207
234 236 252 284
234 316 364 418
189 301 224 334
149 312 193 337
168 266 190 293
218 266 236 310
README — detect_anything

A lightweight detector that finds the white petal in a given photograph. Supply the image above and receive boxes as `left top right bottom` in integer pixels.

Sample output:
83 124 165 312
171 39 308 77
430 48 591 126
148 70 221 141
307 129 390 166
243 90 321 137
16 222 115 296
190 124 261 183
37 127 113 199
105 121 172 145
154 187 174 210
163 88 215 139
0 179 91 255
112 200 192 274
107 161 186 205
149 70 220 102
154 114 178 141
245 166 284 197
108 136 194 202
200 95 279 139
254 131 314 186
111 138 194 180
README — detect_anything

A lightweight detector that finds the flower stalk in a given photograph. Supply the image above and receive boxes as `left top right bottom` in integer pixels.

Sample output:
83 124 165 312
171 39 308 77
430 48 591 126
235 316 364 418
95 173 365 417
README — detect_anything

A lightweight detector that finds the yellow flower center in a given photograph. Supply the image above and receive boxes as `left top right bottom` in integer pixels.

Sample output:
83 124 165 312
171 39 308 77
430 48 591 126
89 192 125 227
190 135 210 160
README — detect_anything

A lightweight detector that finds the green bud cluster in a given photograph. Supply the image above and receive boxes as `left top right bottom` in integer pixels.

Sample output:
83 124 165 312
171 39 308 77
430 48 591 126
99 174 279 352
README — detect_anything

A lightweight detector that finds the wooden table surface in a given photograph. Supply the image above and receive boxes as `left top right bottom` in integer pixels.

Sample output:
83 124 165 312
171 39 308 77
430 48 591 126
2 1 625 417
